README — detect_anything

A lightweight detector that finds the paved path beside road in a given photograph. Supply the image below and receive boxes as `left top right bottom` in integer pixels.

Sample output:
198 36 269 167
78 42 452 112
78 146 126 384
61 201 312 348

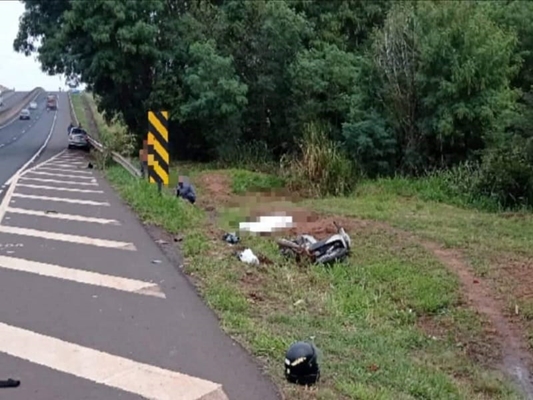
0 95 281 399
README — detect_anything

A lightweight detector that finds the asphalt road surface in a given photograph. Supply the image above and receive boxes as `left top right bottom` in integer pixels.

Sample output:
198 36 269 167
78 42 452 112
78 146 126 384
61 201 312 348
0 93 281 399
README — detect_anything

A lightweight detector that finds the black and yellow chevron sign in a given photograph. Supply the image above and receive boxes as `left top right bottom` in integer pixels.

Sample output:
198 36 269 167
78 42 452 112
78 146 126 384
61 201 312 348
147 111 169 185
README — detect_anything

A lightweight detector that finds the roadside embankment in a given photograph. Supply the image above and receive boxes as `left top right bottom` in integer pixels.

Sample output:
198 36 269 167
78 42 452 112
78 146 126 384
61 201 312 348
0 87 45 127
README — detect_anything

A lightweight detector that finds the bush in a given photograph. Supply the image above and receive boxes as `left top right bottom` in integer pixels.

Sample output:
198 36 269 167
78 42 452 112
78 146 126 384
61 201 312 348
283 122 359 197
473 138 533 209
440 137 533 210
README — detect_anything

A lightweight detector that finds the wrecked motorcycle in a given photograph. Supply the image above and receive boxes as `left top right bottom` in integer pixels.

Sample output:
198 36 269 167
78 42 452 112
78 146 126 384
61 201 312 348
276 222 351 265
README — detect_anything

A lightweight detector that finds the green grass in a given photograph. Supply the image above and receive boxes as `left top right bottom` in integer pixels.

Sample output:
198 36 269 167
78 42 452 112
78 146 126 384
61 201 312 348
104 163 525 400
226 169 285 194
70 93 89 128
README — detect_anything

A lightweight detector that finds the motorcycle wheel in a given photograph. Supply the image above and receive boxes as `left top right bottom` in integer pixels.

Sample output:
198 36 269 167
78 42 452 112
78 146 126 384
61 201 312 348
315 247 349 265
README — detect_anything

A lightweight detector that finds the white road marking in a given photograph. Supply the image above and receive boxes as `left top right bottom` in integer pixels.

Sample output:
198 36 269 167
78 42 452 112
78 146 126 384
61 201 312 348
0 255 164 298
0 226 136 250
17 149 67 177
17 184 103 194
0 322 227 400
0 110 59 223
45 163 87 168
4 110 58 187
36 167 93 174
5 207 120 225
25 171 95 180
19 177 99 186
12 193 109 206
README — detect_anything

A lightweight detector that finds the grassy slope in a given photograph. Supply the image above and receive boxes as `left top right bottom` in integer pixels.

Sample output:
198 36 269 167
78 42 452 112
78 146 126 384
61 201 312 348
104 165 526 400
79 99 532 400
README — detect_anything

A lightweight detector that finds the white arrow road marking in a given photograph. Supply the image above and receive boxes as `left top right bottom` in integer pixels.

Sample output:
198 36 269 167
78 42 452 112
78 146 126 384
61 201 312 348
25 170 95 180
12 193 109 206
0 226 136 251
0 255 164 298
16 184 103 193
19 177 99 186
0 322 228 400
5 207 120 225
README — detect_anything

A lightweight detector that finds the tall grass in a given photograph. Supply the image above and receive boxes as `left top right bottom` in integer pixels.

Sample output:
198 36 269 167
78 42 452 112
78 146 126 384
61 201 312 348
283 122 359 197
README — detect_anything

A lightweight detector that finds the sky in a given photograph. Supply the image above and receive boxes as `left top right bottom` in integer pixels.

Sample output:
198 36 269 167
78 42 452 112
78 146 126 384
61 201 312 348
0 1 67 91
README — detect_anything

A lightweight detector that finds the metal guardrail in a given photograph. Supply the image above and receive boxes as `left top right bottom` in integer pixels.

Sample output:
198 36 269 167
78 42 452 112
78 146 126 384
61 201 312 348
67 91 142 178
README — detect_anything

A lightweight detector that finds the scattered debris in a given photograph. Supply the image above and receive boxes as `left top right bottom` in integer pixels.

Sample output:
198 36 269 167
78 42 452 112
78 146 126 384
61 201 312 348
223 232 240 244
155 239 168 245
277 222 351 265
237 248 259 265
174 235 184 242
151 259 162 264
45 210 58 214
87 162 93 169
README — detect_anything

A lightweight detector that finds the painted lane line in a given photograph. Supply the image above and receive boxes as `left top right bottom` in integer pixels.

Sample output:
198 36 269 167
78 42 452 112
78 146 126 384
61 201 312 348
0 110 59 224
5 207 120 225
0 255 164 298
19 177 99 186
24 171 95 180
0 226 136 251
36 167 93 175
24 170 94 179
4 110 58 187
0 322 227 400
12 193 109 206
45 163 87 168
18 149 67 177
16 184 103 194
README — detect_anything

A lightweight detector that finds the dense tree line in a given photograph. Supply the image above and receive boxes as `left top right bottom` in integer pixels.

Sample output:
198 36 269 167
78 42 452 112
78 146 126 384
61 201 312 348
15 0 533 207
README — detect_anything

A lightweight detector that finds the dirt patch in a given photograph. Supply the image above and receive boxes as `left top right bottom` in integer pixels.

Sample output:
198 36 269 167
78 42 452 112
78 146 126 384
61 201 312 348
196 172 233 204
422 241 533 397
244 203 368 239
492 255 533 301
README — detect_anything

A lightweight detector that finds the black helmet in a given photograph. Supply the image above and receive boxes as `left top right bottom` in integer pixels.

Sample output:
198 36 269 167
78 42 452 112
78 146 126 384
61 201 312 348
284 341 320 385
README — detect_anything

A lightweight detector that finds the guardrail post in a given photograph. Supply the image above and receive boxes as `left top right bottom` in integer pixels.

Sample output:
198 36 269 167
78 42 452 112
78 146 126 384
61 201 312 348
146 111 169 194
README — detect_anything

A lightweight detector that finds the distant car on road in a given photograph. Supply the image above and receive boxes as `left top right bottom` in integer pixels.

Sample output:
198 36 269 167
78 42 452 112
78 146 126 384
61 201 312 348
29 101 37 110
19 109 30 120
46 95 57 110
68 127 90 151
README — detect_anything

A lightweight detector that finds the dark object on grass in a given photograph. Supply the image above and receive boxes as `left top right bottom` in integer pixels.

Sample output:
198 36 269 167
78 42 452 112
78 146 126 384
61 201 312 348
284 341 320 385
176 179 196 204
277 222 350 265
223 232 240 244
0 379 20 388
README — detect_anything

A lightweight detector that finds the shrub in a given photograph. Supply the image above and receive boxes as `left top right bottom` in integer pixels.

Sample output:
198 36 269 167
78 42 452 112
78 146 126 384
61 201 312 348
283 122 359 197
473 137 533 209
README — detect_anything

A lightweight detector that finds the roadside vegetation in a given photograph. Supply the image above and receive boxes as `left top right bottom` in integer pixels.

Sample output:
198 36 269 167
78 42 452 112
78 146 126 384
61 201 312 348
28 0 533 398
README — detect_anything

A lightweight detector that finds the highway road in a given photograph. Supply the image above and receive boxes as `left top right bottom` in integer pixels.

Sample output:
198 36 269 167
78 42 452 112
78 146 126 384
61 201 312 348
0 91 50 186
0 93 280 399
